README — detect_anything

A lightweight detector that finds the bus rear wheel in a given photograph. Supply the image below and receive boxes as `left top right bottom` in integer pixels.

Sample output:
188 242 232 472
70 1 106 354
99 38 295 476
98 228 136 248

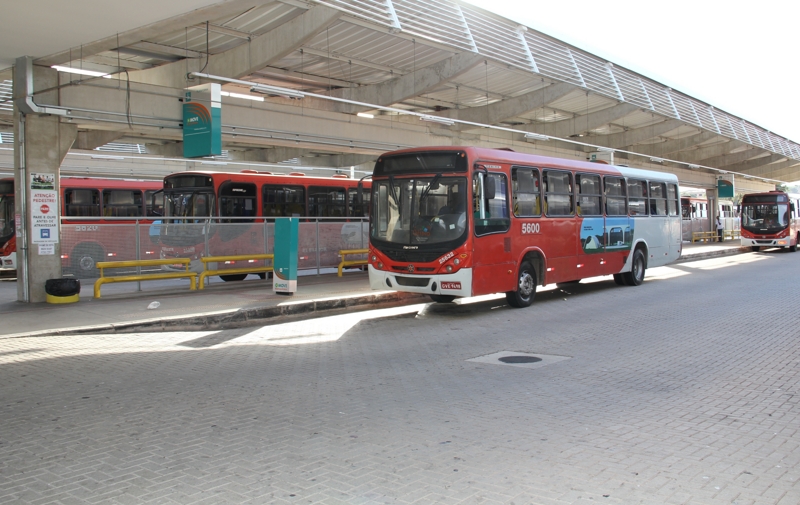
72 244 104 279
430 294 456 303
219 274 248 282
506 261 536 308
622 248 646 286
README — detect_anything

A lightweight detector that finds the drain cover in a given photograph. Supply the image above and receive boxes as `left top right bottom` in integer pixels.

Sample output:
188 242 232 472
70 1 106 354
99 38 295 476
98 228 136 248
467 351 570 369
499 355 542 364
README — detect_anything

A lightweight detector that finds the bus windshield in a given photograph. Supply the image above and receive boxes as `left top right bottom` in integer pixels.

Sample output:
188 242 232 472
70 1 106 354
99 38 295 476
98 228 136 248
741 203 788 233
164 191 215 222
371 176 467 246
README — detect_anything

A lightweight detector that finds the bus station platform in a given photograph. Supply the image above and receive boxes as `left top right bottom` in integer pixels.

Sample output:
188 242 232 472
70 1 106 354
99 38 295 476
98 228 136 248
0 241 749 339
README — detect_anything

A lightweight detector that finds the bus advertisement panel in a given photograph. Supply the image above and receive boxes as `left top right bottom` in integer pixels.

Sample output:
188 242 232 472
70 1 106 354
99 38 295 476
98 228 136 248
367 147 682 308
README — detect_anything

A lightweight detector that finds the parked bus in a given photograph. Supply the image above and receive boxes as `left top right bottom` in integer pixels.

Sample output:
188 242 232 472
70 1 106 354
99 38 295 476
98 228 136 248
0 177 163 276
367 147 682 307
740 190 800 251
159 170 371 279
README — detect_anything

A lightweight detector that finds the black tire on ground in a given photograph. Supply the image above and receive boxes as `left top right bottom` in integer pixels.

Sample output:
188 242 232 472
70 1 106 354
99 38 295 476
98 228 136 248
751 246 761 252
45 278 81 297
219 274 248 282
789 237 798 252
622 248 646 286
505 261 536 308
71 244 104 279
613 274 626 286
430 294 456 303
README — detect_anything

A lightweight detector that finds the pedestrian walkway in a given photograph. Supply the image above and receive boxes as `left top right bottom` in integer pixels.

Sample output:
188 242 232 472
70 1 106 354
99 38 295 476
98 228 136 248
0 242 749 338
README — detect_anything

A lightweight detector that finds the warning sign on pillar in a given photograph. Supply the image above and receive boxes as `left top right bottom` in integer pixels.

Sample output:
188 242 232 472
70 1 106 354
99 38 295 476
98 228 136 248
30 173 59 245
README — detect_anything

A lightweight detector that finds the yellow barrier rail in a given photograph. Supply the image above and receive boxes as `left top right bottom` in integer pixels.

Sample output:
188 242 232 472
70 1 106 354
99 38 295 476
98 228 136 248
337 248 369 277
94 258 197 298
199 254 274 289
692 230 741 243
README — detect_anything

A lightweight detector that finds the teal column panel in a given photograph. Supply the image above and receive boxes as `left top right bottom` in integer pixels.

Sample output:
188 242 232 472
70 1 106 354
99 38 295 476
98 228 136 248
183 83 221 158
273 217 298 294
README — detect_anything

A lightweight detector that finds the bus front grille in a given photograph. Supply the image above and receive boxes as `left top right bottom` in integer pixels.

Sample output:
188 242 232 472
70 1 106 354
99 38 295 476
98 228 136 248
394 276 430 287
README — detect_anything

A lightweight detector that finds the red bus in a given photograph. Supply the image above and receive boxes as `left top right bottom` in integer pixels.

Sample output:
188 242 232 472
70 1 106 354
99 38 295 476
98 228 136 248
0 177 164 276
367 147 682 307
159 170 371 279
740 191 800 252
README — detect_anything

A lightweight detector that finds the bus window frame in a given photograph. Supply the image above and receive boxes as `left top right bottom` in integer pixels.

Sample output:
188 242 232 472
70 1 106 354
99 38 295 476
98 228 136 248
64 188 101 217
511 166 541 218
542 169 574 217
576 172 603 217
262 184 306 218
604 176 627 216
627 178 648 216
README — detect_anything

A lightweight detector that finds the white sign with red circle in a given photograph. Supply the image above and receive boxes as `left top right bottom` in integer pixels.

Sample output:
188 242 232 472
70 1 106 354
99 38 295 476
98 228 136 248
30 173 59 245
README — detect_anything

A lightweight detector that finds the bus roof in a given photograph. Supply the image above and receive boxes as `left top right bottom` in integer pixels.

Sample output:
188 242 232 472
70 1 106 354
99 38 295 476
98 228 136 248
379 146 679 183
165 171 365 184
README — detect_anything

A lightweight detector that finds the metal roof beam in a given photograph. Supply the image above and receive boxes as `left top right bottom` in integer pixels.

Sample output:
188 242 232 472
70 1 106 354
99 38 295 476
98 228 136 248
128 5 342 89
329 52 484 115
440 82 574 132
581 119 684 149
523 102 639 139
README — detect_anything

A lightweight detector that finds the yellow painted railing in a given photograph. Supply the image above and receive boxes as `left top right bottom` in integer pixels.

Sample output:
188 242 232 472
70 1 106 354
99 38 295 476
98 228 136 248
337 249 369 277
94 258 197 298
199 254 274 289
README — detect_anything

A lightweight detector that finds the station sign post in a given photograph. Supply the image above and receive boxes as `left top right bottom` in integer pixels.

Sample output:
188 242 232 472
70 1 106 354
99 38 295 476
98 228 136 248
273 217 298 295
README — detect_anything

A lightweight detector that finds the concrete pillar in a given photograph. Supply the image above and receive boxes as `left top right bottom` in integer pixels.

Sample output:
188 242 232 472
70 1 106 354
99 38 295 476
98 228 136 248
13 63 77 302
705 188 718 234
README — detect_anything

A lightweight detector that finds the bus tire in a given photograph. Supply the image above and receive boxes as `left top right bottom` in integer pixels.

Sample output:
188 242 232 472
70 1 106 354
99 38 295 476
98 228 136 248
506 261 536 308
219 274 248 282
789 238 797 252
430 294 456 303
622 248 646 286
750 246 760 252
72 244 104 279
613 274 626 286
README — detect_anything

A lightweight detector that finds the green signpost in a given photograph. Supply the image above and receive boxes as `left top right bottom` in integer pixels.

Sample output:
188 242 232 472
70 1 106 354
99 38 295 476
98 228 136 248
273 218 299 295
183 83 221 158
717 174 734 198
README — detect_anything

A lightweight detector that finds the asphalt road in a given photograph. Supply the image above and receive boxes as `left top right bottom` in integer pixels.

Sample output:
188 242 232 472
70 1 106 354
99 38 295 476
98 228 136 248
1 249 798 504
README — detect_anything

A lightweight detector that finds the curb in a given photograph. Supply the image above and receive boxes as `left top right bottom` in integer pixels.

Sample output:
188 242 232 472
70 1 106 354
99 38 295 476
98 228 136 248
3 291 430 338
675 246 750 263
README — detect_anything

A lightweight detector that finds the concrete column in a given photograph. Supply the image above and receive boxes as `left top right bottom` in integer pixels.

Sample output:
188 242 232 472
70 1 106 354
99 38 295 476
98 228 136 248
705 188 718 234
14 64 77 302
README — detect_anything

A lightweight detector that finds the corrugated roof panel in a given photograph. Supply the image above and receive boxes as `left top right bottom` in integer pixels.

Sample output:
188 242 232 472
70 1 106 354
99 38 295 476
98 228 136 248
609 66 652 111
524 32 584 87
460 5 534 72
392 0 476 53
640 80 679 119
571 53 622 101
743 123 766 149
712 111 737 139
313 0 398 28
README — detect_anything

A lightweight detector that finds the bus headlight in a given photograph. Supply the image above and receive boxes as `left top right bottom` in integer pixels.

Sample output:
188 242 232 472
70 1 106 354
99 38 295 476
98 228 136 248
371 255 377 262
445 265 453 273
377 262 384 269
453 258 460 266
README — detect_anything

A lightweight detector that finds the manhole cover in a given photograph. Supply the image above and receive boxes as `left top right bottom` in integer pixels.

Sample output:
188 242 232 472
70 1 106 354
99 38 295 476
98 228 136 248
499 355 542 364
467 351 570 369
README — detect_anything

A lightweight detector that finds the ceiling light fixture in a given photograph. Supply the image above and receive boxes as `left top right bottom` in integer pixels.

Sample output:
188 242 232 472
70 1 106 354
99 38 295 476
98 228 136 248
524 132 550 141
357 112 374 119
420 115 455 126
249 84 304 99
688 164 701 169
595 146 615 152
221 91 264 102
649 157 664 163
52 65 112 79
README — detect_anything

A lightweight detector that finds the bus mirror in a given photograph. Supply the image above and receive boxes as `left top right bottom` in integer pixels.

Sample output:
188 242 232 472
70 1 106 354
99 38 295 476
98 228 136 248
484 176 496 200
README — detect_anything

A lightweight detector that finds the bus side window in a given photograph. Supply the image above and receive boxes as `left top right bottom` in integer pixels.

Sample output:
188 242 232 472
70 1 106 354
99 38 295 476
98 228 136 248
473 172 510 236
219 182 256 222
64 188 100 217
511 167 540 217
543 170 573 216
263 185 305 217
103 189 143 217
309 186 346 217
604 177 626 216
576 173 602 216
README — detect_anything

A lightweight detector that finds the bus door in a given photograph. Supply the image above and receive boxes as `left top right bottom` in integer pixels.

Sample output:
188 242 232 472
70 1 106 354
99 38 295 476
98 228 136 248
471 170 514 295
603 176 631 273
542 170 577 283
575 173 605 278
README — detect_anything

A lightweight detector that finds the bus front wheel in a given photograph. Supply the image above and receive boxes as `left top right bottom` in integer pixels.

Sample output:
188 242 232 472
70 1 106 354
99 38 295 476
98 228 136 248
506 261 536 308
750 246 761 252
622 248 646 286
430 294 456 303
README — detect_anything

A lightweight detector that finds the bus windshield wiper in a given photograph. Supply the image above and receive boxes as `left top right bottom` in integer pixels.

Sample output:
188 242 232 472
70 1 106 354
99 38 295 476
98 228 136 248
418 173 441 205
388 175 399 206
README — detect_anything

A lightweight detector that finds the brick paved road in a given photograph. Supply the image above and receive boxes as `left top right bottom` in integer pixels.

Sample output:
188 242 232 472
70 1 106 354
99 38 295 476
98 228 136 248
1 250 799 505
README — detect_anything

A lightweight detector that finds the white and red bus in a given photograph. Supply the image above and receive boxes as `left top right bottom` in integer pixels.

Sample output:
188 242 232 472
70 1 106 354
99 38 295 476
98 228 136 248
367 147 682 307
740 191 800 252
0 177 163 276
159 170 371 279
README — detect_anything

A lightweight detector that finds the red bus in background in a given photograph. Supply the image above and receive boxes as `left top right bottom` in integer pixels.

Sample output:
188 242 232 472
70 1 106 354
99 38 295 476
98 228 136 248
368 147 682 307
159 170 371 280
0 177 163 277
740 191 800 252
0 178 14 270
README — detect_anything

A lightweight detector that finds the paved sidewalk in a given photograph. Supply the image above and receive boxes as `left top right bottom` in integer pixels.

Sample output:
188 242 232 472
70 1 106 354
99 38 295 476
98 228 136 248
0 242 748 338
